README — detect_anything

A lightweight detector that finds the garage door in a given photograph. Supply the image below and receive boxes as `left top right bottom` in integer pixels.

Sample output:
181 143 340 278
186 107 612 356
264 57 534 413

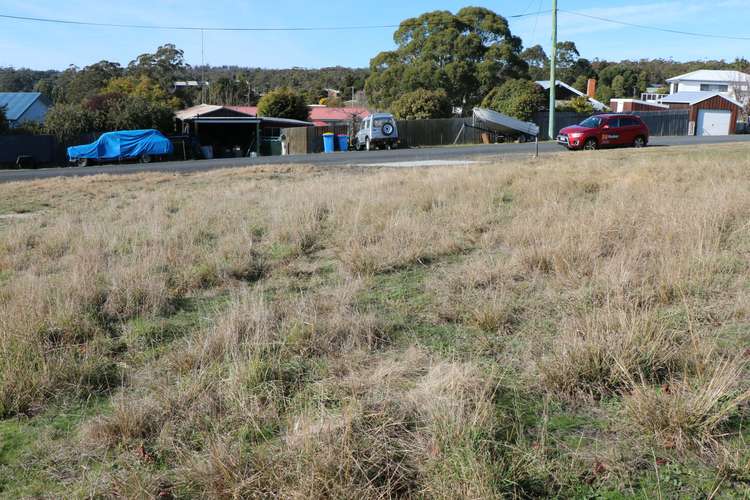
696 109 732 136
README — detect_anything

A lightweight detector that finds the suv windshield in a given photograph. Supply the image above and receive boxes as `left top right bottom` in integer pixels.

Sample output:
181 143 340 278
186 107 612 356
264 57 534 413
373 118 392 128
579 116 601 128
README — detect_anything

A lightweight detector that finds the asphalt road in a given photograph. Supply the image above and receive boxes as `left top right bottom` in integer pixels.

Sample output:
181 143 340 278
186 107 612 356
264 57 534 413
2 134 750 183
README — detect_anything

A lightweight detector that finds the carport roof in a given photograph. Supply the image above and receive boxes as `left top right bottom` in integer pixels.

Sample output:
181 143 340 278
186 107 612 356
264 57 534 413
174 104 224 121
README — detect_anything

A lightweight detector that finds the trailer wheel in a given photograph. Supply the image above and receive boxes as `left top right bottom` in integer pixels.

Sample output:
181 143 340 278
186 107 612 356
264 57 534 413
140 154 152 164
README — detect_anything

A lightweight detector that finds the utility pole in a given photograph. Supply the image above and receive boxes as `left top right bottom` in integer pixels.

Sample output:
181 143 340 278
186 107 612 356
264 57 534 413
201 29 206 104
548 0 558 140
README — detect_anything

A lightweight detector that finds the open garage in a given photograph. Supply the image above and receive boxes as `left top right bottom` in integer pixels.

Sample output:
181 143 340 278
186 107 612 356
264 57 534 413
661 92 743 136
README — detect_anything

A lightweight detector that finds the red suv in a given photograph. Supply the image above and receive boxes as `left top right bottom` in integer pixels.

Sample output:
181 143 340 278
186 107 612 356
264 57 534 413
557 114 649 150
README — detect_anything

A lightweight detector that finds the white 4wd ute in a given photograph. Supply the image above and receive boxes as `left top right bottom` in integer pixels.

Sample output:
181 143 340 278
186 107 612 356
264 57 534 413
355 113 399 151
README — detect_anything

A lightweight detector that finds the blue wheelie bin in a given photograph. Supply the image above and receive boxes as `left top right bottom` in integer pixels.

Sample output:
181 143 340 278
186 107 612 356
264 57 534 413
336 134 349 152
322 133 335 153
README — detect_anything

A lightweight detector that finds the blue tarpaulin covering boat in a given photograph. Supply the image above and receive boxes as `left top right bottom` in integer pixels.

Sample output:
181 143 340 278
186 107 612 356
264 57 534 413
67 129 173 163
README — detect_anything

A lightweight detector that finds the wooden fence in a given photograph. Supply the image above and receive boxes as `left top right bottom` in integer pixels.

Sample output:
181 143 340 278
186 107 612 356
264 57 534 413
283 109 692 154
283 124 350 154
396 118 482 147
284 118 505 153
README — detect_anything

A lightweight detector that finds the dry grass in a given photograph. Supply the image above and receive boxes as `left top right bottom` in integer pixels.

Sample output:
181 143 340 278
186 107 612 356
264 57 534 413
1 145 750 497
623 357 750 450
537 306 708 397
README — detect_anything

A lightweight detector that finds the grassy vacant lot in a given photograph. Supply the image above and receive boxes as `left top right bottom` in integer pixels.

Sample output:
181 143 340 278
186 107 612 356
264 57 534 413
1 144 749 498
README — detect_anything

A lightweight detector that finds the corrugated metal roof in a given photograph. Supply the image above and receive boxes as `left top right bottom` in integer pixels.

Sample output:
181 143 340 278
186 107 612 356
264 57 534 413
226 106 370 122
666 70 750 83
310 107 369 121
0 92 44 121
661 91 743 107
174 104 223 120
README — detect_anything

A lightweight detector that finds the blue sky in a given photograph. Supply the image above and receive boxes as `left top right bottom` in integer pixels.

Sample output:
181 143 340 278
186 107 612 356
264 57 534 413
0 0 748 70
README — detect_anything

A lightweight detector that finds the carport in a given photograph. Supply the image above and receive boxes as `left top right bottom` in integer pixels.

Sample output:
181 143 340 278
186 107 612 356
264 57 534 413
175 105 312 157
660 92 743 136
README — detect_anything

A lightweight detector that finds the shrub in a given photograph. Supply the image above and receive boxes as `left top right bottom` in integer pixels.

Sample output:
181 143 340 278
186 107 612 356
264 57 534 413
556 95 594 114
44 103 97 140
257 88 309 121
391 88 452 120
482 79 546 121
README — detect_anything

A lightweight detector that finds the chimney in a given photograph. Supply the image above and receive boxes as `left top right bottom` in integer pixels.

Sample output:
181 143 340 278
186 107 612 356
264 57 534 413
587 79 597 98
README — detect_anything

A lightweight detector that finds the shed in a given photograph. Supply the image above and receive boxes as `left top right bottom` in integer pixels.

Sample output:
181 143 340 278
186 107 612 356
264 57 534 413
0 92 51 127
610 99 669 112
660 92 743 136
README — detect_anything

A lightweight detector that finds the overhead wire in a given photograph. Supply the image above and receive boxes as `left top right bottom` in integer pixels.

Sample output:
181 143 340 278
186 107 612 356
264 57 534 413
0 11 548 32
2 9 746 40
559 9 750 41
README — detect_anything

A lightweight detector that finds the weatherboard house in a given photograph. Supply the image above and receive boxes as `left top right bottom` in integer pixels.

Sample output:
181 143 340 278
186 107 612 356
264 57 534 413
666 70 750 104
0 92 51 128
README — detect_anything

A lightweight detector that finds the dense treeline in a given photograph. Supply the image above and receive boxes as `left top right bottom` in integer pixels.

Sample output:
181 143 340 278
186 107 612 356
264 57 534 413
0 63 368 107
3 52 747 112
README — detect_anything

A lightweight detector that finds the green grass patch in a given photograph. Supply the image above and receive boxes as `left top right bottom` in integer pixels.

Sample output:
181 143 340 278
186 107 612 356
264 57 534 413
123 293 230 361
0 397 110 496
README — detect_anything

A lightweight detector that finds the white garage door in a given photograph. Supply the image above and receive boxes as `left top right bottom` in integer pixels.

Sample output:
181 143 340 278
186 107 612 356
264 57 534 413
697 109 732 136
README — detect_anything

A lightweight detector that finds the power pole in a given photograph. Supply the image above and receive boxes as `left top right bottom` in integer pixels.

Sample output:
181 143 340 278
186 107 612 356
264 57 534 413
201 29 206 104
548 0 558 140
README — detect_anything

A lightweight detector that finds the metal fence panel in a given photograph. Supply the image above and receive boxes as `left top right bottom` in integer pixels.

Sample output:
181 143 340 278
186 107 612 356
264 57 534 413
633 110 689 137
533 110 689 139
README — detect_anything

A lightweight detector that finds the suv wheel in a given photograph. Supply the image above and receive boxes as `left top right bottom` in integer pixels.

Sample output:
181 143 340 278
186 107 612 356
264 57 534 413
140 154 152 164
366 137 371 151
633 136 646 148
77 158 88 167
583 138 598 151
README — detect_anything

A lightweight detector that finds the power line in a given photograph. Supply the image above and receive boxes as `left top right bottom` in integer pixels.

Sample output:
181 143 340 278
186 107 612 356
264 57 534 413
0 11 547 32
530 0 545 40
509 10 553 19
560 10 750 41
4 9 748 41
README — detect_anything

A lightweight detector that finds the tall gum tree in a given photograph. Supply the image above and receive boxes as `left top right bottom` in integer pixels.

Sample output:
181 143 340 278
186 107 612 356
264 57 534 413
365 7 528 113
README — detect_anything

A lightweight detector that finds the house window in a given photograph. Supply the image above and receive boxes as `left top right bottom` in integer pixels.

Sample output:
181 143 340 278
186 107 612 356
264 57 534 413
700 84 729 92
